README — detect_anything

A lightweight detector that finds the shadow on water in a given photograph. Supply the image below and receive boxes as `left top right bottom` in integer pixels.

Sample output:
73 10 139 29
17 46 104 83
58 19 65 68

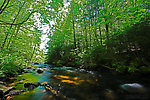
10 64 150 100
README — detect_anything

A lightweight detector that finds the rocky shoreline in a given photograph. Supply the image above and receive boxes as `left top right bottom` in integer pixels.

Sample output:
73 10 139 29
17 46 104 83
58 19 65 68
0 64 49 100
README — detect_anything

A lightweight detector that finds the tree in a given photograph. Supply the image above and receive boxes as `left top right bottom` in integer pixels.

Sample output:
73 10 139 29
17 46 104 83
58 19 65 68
46 0 149 72
0 0 48 76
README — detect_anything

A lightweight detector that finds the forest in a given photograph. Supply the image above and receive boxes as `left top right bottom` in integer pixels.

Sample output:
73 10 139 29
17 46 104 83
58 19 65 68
0 0 46 77
0 0 149 77
46 0 149 73
0 0 150 100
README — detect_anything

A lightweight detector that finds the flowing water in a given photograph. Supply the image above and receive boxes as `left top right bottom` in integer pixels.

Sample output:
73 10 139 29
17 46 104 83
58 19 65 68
8 64 149 100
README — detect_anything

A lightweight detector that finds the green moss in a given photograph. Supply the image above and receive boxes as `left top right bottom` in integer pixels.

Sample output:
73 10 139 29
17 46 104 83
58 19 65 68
9 73 39 89
32 65 39 67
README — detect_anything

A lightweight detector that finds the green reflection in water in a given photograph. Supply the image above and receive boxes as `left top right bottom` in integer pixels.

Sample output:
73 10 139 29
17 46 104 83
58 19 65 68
9 73 39 90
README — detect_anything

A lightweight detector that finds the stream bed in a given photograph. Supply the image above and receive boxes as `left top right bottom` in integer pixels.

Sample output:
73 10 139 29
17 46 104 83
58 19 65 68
3 64 150 100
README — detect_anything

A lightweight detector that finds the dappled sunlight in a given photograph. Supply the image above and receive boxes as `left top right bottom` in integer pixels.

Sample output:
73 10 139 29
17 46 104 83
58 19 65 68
52 74 97 85
53 75 70 79
73 77 78 80
53 74 82 85
61 80 79 85
6 96 12 100
9 73 39 89
9 83 16 86
18 75 23 77
9 77 16 79
42 81 48 84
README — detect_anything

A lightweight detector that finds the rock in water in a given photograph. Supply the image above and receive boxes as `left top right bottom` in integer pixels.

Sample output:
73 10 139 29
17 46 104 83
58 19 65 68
0 85 15 99
34 62 39 65
120 83 147 93
24 82 41 90
37 69 43 73
27 66 32 69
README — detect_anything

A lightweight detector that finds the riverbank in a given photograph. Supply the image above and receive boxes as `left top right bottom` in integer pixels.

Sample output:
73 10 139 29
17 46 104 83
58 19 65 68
0 64 50 100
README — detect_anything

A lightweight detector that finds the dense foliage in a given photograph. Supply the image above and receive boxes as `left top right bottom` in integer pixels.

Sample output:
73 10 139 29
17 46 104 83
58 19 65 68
46 0 150 73
0 0 47 77
0 0 149 77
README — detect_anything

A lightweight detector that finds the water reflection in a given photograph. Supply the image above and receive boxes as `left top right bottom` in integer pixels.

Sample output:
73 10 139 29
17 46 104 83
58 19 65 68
11 65 149 100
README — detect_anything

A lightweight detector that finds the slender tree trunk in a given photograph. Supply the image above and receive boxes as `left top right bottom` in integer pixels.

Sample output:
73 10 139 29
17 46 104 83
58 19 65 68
7 25 21 49
81 30 84 52
30 44 36 62
84 19 88 50
93 19 99 45
89 24 91 47
72 20 76 48
7 25 17 49
105 23 109 40
1 26 13 49
99 25 103 45
1 2 25 49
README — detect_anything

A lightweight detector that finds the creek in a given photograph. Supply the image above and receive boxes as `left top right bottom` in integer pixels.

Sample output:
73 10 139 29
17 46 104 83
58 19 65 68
3 64 150 100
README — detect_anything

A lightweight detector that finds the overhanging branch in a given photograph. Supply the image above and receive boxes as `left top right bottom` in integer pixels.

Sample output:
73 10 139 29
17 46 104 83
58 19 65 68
0 0 10 14
0 10 37 25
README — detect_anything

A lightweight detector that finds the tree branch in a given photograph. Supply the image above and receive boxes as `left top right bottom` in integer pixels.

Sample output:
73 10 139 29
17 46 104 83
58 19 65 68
20 26 35 32
0 0 7 11
0 10 37 25
0 0 10 14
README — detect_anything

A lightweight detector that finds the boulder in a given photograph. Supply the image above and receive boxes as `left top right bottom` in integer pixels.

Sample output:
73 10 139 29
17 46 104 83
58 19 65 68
34 63 39 65
31 67 36 71
120 83 147 93
24 82 41 90
3 89 28 99
0 81 4 84
0 85 15 98
27 66 33 69
37 69 43 73
7 90 23 95
24 69 34 73
0 81 7 86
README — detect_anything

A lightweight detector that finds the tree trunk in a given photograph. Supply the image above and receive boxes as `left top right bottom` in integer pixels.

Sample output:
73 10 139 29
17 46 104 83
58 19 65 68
30 44 36 62
1 2 25 49
105 23 109 40
84 19 88 50
72 20 76 48
7 25 18 49
99 25 103 45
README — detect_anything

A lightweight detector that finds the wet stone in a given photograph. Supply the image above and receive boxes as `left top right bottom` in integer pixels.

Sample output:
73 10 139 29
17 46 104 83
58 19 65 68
120 83 147 93
0 84 15 98
37 69 44 73
34 63 39 65
24 82 41 90
8 90 23 95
